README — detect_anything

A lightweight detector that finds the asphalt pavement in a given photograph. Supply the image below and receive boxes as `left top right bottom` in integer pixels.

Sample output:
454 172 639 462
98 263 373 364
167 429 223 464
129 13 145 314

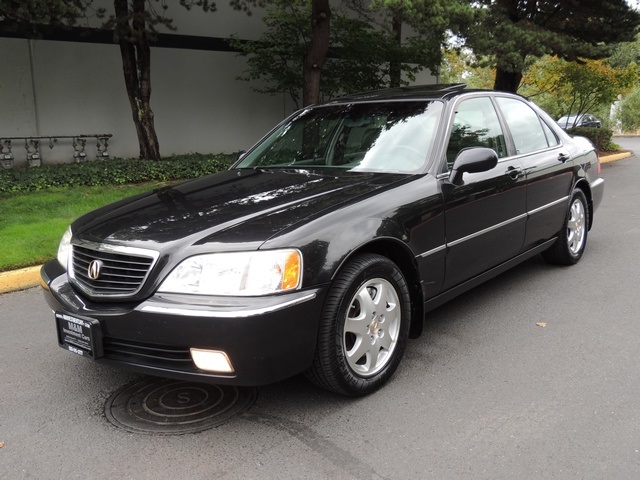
1 149 639 479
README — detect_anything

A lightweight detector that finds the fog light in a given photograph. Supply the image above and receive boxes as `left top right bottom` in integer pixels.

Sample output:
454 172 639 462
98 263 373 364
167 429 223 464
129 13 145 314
190 348 234 373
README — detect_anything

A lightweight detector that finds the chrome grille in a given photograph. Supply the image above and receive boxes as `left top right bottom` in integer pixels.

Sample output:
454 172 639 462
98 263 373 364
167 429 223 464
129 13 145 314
70 244 158 298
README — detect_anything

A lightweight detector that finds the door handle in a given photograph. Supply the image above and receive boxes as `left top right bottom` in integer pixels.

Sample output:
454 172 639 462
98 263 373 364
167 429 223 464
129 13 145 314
558 153 570 163
505 166 522 180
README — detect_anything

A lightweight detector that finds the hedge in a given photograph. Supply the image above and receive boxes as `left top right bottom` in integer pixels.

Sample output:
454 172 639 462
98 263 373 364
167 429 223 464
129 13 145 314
0 153 236 194
567 127 618 152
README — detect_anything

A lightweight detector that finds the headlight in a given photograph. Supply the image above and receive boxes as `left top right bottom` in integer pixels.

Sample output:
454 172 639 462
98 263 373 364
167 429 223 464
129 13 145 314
57 227 72 270
157 249 302 296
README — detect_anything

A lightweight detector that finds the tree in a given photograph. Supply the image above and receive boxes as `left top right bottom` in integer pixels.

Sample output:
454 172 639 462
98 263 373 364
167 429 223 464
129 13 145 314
0 0 89 30
1 0 255 160
520 56 638 122
351 0 477 91
610 34 640 70
614 88 640 132
464 0 640 93
232 0 435 107
303 0 330 106
439 47 494 89
362 0 476 87
104 0 228 160
372 0 476 70
560 60 637 122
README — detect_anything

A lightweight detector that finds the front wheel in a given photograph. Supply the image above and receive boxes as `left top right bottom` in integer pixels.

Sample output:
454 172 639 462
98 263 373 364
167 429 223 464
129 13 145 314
543 188 589 265
306 254 411 396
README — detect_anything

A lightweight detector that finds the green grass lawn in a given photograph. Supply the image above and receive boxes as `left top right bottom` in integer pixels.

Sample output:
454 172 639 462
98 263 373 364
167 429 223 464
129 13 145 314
0 183 166 272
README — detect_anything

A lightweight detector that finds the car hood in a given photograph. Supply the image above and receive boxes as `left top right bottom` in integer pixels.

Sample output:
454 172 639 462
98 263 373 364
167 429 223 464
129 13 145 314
72 168 410 250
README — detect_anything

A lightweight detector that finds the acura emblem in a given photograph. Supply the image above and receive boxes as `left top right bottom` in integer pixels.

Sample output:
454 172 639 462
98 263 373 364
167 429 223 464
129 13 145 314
87 260 103 280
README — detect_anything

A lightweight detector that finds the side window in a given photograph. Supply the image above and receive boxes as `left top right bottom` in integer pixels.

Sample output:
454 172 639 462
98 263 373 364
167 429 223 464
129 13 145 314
496 97 550 155
541 120 560 147
446 97 507 167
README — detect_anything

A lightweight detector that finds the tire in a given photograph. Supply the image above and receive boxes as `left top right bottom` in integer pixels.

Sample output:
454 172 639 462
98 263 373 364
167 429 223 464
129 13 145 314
306 254 411 396
543 188 589 265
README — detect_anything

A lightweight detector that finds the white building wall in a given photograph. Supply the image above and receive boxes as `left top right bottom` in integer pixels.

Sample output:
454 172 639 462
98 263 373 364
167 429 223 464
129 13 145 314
2 38 38 137
0 3 435 167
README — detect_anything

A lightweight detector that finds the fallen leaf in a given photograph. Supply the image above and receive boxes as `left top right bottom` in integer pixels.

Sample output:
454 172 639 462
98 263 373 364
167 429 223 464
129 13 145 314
0 441 5 448
536 322 547 328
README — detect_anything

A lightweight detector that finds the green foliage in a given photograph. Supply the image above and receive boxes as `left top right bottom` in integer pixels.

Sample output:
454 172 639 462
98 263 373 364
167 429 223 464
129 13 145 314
615 88 640 133
0 0 90 31
560 60 637 114
229 1 308 106
439 47 494 89
103 0 228 38
464 0 640 91
615 87 640 132
231 0 442 107
0 153 234 194
609 33 640 69
0 183 160 271
568 127 616 152
372 0 476 39
522 56 637 121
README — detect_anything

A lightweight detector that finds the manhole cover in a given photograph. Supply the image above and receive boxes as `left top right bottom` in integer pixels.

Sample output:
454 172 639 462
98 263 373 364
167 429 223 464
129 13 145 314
105 377 257 435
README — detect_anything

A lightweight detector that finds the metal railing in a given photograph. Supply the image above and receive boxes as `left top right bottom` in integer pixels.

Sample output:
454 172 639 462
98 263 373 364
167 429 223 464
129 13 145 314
0 134 112 168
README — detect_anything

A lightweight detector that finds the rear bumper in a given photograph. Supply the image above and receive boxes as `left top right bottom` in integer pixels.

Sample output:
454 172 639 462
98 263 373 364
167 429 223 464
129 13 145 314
590 177 605 220
41 260 327 386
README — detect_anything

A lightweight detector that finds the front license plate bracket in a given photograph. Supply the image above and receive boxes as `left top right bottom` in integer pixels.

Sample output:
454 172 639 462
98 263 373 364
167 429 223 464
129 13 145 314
55 312 103 359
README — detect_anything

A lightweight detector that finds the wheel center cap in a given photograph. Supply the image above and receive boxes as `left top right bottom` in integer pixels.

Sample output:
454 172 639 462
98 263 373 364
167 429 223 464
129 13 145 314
369 320 380 334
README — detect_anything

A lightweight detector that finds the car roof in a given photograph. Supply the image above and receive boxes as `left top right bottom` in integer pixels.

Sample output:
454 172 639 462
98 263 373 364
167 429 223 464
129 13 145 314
326 83 474 103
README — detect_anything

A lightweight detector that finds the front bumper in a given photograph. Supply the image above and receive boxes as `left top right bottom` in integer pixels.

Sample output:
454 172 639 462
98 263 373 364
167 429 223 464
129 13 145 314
41 260 327 386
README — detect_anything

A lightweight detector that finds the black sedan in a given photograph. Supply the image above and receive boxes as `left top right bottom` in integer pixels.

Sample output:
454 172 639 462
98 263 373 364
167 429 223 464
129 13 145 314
41 85 605 396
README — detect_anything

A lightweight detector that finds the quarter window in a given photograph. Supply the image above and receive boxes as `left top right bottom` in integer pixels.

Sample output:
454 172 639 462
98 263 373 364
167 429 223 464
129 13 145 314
540 120 560 147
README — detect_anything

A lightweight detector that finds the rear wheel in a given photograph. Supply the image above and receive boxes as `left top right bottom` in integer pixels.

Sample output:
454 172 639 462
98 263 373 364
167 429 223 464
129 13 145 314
543 189 589 265
306 254 411 396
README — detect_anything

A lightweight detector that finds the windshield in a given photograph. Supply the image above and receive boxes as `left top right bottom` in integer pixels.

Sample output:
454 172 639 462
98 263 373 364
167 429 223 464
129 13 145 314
559 115 579 124
236 101 443 174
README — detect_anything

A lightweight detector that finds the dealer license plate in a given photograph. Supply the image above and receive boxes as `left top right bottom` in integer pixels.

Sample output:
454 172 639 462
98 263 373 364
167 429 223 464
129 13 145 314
55 312 102 358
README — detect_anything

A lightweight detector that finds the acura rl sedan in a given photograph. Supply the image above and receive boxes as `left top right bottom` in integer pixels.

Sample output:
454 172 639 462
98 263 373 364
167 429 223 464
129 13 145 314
41 84 604 396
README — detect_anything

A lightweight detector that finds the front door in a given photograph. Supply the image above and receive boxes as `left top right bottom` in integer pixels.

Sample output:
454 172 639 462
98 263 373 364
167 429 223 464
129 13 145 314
440 96 527 290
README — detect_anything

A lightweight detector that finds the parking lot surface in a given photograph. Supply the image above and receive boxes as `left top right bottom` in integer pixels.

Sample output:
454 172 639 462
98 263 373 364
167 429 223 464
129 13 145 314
1 155 639 479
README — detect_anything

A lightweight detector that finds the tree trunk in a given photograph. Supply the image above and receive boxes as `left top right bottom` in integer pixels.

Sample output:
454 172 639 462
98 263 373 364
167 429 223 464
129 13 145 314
493 66 523 93
389 14 402 88
114 0 161 160
303 0 331 107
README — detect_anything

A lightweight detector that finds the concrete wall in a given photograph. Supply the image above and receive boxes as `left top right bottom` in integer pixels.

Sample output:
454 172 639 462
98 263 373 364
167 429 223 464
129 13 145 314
0 3 435 167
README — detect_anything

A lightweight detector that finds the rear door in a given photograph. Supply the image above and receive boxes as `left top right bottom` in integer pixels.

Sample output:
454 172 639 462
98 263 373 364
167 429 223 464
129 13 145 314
494 96 574 250
440 96 527 290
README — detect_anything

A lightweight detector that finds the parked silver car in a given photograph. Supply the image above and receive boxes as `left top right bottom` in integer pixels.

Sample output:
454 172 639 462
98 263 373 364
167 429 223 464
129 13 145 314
557 114 601 129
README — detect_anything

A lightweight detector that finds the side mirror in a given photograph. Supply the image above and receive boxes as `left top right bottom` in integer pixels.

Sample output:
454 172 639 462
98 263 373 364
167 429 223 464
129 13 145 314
449 147 498 185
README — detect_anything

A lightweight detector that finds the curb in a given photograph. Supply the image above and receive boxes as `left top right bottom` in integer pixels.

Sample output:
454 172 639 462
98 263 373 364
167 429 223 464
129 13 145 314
0 151 633 295
0 265 42 294
600 151 632 164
